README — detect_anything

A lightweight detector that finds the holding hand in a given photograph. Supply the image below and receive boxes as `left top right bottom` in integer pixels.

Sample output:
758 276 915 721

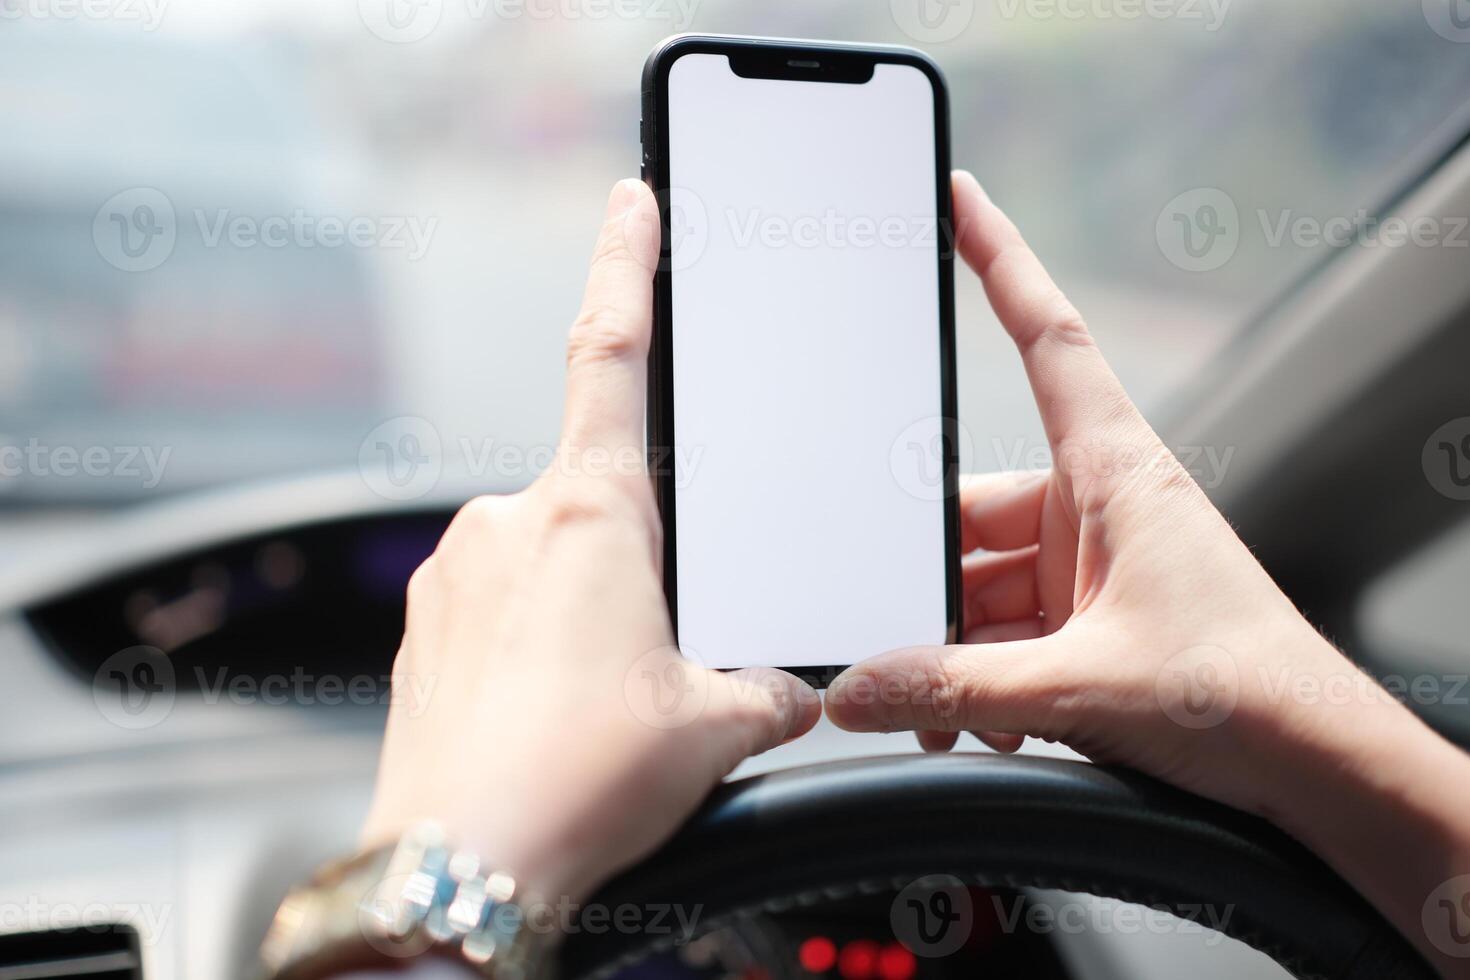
360 179 819 907
826 171 1470 977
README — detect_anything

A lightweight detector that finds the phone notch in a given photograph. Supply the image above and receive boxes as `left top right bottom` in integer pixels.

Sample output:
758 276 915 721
728 49 875 84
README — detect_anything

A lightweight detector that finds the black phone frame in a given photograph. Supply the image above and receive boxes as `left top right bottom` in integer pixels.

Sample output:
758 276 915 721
640 34 962 689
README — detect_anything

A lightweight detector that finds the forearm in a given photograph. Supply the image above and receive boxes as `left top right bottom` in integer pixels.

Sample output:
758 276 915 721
1255 658 1470 977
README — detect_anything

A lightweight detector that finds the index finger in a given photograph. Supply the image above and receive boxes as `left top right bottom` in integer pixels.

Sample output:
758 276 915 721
952 171 1156 481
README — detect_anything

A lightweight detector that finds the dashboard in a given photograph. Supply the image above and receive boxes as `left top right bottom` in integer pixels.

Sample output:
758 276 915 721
610 887 1069 980
0 472 1289 980
30 512 450 709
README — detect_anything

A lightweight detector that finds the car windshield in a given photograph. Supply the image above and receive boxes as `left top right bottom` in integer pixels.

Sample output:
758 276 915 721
4 0 1469 504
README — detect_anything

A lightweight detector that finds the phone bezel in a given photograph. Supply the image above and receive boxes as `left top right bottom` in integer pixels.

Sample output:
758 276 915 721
641 34 962 689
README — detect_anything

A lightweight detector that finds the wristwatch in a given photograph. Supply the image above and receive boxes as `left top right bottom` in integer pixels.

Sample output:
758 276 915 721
257 822 550 980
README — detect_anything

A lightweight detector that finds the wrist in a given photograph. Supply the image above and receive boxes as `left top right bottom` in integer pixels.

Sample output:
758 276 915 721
1241 633 1455 838
1240 632 1470 974
360 806 592 911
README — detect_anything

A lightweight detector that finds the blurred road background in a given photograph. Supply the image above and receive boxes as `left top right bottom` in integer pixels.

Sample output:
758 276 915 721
2 0 1469 679
5 0 1468 498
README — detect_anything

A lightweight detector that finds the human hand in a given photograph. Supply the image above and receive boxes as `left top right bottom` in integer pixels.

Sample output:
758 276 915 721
825 171 1470 976
827 170 1351 803
359 179 820 907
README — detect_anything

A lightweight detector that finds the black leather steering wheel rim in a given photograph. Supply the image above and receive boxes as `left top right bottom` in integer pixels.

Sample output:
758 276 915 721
560 755 1431 980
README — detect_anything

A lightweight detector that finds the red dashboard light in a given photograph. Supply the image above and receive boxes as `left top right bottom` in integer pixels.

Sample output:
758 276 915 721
837 940 880 980
877 943 917 980
798 936 838 973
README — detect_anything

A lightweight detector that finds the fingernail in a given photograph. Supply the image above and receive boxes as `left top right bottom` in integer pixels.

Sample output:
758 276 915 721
953 169 990 203
606 178 643 217
826 673 883 730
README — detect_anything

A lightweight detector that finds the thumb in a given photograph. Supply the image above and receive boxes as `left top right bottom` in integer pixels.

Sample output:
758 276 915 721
704 668 822 768
559 179 660 456
824 640 1081 740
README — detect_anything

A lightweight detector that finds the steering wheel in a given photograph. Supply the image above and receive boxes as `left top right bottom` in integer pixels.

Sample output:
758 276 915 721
560 755 1432 980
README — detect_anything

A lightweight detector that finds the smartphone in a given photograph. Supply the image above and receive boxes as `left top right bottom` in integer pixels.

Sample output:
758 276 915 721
641 34 961 685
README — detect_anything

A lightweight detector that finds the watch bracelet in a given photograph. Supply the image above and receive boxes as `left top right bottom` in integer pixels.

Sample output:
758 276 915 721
258 823 552 980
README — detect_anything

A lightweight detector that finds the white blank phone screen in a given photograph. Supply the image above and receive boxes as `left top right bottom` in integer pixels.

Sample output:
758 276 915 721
667 53 948 670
